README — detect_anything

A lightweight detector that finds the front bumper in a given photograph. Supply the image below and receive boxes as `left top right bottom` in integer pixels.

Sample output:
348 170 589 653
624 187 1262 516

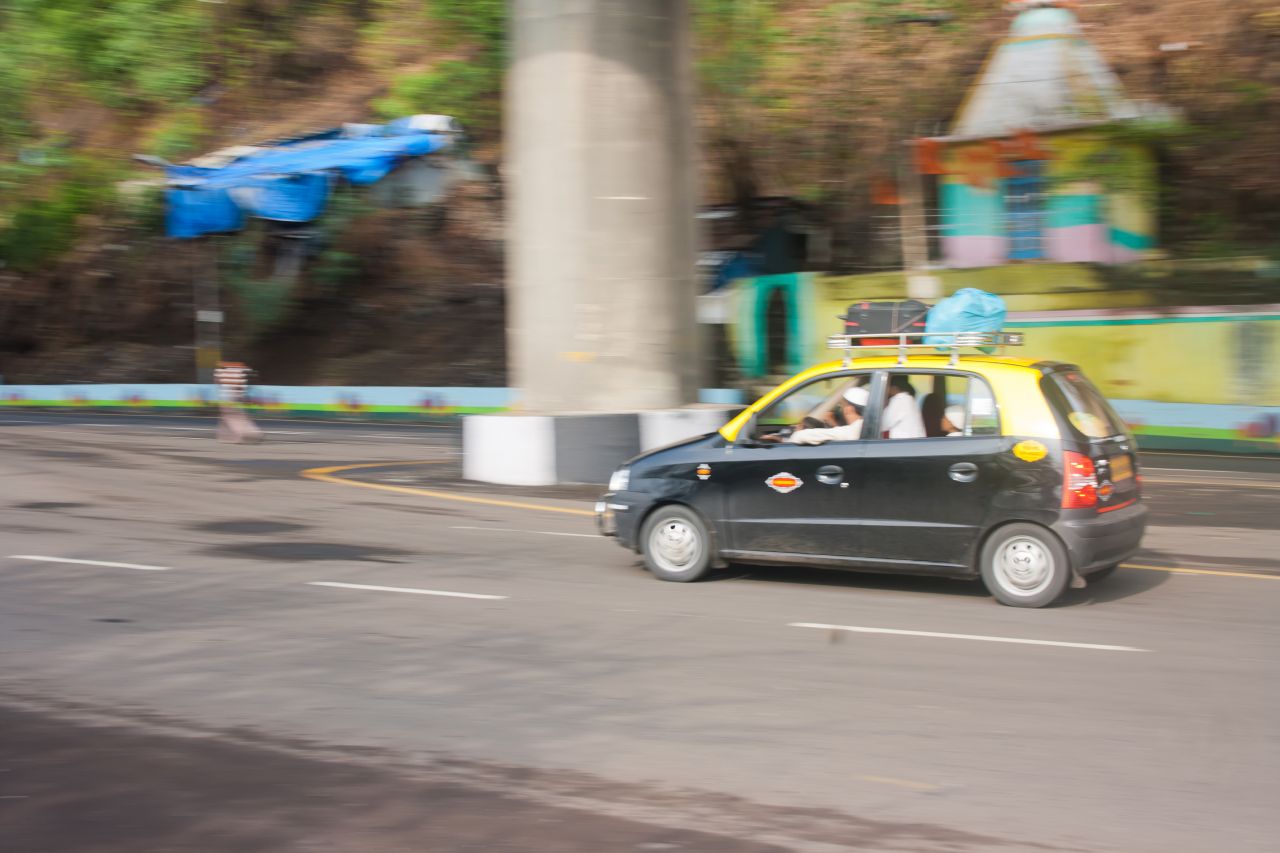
595 500 617 537
595 491 650 550
1053 501 1149 575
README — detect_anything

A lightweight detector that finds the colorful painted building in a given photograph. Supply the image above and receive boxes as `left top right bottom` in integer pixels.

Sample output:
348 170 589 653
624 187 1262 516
704 267 1280 454
923 0 1160 268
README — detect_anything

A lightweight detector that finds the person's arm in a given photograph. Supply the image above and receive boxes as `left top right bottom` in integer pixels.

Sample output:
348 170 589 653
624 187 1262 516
787 427 837 445
788 422 862 445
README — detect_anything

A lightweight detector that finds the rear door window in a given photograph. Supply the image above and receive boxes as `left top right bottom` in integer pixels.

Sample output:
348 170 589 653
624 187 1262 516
876 372 999 438
1042 370 1128 442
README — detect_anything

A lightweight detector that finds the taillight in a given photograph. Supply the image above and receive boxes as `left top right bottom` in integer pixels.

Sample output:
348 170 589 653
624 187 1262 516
1062 451 1098 509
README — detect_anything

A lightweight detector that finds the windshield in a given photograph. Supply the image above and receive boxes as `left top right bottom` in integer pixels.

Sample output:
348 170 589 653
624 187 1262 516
1042 370 1129 442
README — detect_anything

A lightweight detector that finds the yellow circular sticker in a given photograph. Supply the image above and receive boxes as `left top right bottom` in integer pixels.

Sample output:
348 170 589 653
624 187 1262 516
1013 440 1048 462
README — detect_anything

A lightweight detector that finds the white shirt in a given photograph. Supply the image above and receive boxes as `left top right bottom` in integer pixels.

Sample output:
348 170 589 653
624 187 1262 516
787 420 863 445
881 392 926 439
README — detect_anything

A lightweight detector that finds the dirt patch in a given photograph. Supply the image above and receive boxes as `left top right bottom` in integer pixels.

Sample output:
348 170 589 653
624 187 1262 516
193 520 311 535
202 541 412 563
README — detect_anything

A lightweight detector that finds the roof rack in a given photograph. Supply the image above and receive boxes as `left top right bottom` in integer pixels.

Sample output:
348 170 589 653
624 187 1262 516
827 331 1024 366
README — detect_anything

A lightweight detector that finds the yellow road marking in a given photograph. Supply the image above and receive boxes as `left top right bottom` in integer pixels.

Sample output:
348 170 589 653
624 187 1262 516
300 464 1280 574
1143 450 1280 462
859 775 941 792
1142 477 1280 491
1121 563 1280 580
301 461 596 517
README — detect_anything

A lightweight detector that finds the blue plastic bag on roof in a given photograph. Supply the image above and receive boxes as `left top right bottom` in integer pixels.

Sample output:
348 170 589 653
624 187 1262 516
924 288 1007 351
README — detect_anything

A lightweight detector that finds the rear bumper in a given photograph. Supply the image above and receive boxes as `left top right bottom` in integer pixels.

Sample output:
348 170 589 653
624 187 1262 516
1053 501 1148 575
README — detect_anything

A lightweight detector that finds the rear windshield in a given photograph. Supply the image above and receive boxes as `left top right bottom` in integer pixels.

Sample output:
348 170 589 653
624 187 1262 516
1041 370 1129 442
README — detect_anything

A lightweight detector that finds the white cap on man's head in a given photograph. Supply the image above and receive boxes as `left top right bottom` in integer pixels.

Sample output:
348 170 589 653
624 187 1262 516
843 386 870 407
945 405 966 430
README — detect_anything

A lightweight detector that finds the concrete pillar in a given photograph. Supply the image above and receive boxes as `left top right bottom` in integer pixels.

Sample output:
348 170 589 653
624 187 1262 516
463 1 732 486
507 0 699 412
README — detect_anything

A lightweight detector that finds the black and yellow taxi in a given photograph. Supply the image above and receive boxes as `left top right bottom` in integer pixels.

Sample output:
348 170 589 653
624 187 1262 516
596 333 1147 608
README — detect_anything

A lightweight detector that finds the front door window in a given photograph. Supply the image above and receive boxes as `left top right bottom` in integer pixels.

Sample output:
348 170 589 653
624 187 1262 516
751 374 871 444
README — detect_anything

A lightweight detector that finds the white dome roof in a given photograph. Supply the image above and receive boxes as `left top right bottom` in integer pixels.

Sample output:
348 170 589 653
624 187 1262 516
951 3 1134 137
1011 7 1082 38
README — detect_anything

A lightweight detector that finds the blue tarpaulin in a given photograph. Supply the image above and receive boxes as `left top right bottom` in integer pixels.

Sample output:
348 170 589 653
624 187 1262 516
924 288 1007 352
164 124 451 238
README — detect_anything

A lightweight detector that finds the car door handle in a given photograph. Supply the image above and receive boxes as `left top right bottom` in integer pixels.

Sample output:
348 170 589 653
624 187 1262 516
816 465 844 485
949 462 978 483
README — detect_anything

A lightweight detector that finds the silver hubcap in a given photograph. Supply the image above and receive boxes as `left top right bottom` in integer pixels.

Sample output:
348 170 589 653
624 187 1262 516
649 517 700 573
994 536 1055 597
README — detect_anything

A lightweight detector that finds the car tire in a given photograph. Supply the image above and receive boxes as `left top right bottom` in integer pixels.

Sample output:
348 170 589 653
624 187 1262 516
641 505 713 582
1086 563 1119 582
980 523 1071 608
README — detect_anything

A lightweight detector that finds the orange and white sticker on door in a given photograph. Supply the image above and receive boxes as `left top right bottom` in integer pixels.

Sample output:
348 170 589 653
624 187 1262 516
765 472 804 494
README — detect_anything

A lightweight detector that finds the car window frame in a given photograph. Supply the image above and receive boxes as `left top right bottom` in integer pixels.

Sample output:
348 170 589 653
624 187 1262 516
1040 368 1128 443
861 368 1002 442
738 369 876 446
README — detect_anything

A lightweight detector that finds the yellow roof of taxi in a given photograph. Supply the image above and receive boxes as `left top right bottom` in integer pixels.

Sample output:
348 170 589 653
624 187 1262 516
804 355 1047 374
720 352 1065 442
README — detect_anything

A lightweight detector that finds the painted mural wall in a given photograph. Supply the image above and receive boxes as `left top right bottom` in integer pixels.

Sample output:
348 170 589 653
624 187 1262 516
0 386 747 418
939 132 1156 268
716 272 1280 453
0 385 514 418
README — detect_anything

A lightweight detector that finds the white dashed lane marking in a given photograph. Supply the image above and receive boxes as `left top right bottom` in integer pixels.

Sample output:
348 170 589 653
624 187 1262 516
450 525 598 539
790 623 1150 653
307 581 507 600
8 555 172 572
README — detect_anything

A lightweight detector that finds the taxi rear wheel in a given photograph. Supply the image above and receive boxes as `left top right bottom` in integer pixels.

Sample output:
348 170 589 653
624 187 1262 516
980 523 1070 608
641 505 712 582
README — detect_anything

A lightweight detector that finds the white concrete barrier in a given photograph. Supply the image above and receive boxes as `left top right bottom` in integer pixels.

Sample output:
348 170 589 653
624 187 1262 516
462 415 556 486
463 406 740 485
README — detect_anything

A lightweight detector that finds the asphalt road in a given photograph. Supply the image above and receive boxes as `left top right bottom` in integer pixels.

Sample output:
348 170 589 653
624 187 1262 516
1 412 1278 852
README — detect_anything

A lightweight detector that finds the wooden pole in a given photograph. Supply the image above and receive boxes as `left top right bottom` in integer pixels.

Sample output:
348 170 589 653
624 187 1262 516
193 237 222 384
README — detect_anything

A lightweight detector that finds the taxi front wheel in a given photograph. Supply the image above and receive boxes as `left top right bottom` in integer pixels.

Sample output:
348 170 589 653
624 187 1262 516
641 505 712 582
980 523 1070 608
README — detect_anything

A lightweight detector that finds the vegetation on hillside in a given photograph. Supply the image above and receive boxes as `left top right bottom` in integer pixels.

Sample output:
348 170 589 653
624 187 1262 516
0 0 1277 382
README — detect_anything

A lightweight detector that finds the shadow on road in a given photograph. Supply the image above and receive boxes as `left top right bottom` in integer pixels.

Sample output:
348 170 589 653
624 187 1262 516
1058 565 1169 606
714 562 1168 607
0 703 791 853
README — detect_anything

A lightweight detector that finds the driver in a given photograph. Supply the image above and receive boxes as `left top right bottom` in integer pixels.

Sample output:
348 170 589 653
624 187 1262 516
783 385 869 445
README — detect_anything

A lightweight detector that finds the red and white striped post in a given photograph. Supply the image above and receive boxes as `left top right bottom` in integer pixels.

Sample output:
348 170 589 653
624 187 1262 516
212 361 262 444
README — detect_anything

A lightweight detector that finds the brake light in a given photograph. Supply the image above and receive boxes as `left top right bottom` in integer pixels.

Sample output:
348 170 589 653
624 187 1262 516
1062 451 1098 509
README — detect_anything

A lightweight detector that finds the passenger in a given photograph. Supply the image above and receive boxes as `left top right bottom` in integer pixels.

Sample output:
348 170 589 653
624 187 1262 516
942 405 966 436
881 375 926 439
786 385 868 445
